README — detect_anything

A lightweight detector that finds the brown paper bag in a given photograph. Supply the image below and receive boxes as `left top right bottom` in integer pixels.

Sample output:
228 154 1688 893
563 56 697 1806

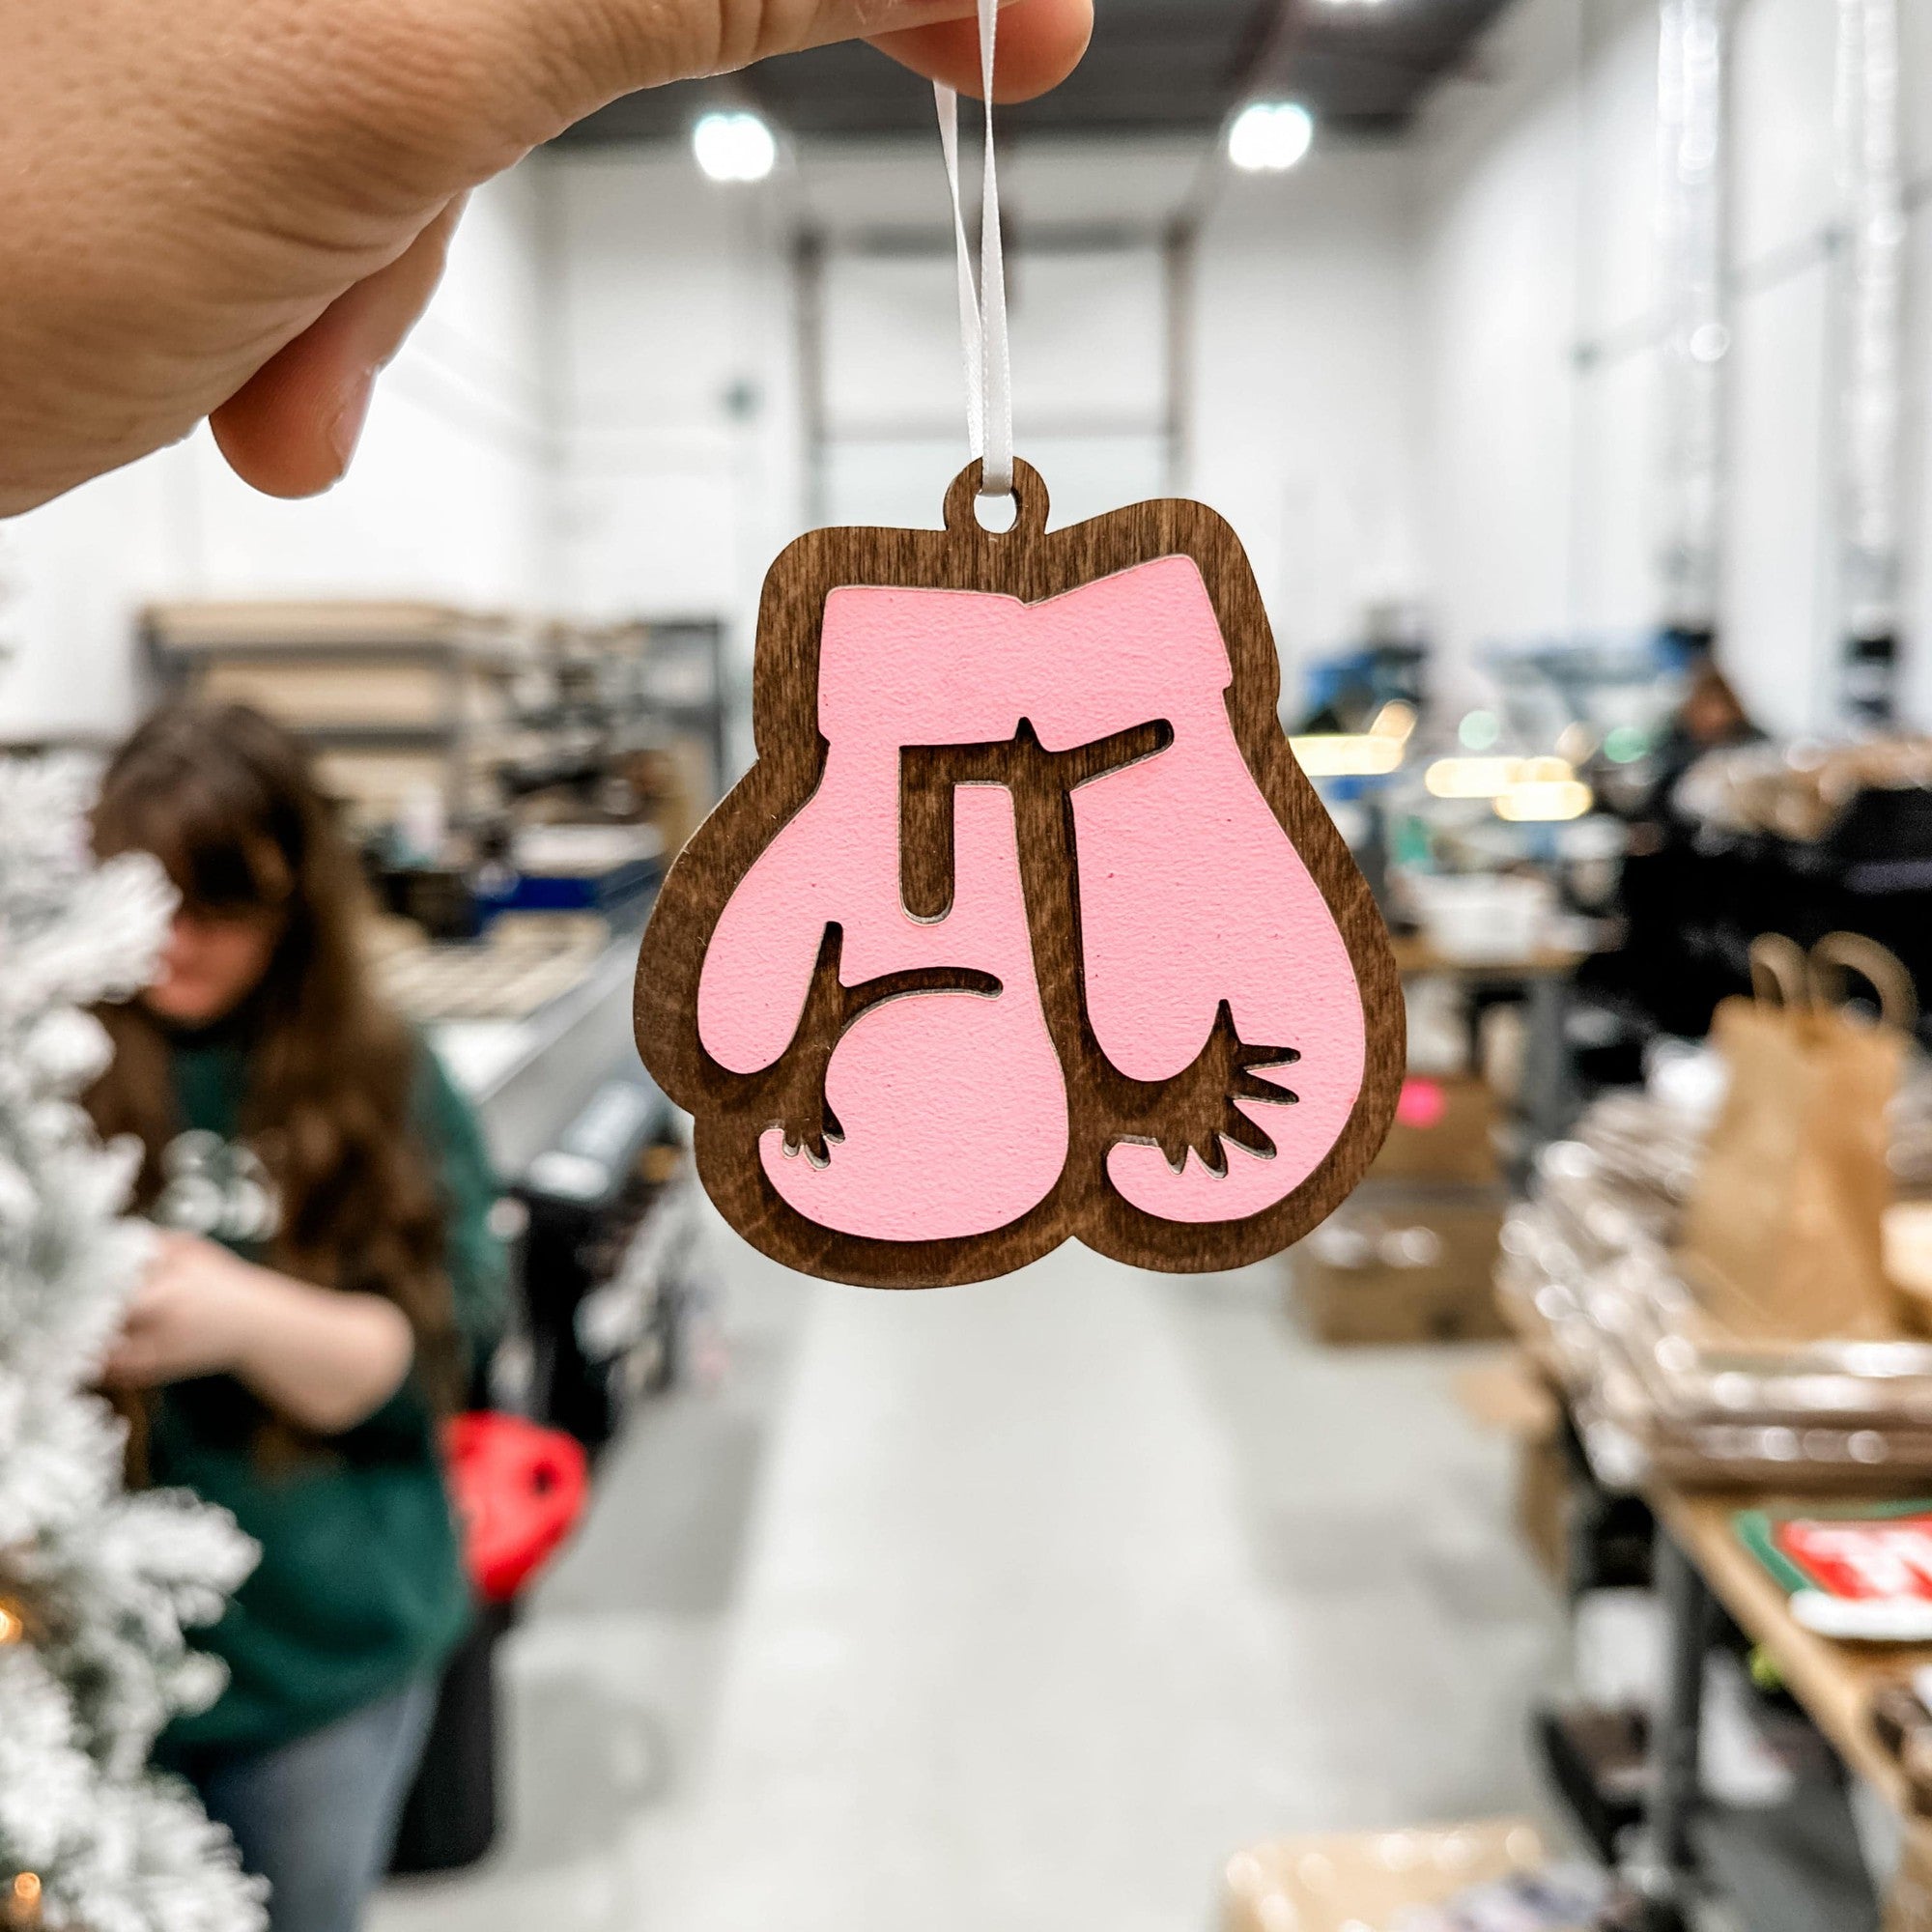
1677 932 1914 1343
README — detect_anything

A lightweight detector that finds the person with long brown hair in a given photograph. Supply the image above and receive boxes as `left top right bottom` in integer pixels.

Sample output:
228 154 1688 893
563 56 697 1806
86 702 508 1932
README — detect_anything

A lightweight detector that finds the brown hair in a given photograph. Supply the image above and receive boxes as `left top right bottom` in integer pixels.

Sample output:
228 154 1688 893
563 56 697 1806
86 703 460 1441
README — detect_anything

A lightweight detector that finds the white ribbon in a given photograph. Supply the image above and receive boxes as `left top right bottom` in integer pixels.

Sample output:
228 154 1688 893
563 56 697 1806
934 0 1013 498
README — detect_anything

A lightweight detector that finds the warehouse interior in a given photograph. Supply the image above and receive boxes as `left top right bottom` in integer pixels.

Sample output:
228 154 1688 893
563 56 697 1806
9 1 1932 1929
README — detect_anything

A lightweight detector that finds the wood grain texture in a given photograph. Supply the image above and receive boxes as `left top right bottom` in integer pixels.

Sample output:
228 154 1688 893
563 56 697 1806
633 461 1405 1288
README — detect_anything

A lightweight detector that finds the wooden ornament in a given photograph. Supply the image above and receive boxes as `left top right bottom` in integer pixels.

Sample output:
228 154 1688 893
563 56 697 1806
634 461 1404 1289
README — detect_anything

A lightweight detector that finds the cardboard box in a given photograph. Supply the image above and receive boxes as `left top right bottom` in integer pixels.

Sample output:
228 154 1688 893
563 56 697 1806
1886 1818 1932 1932
1371 1074 1500 1186
627 737 713 859
1293 1190 1508 1346
1516 1431 1572 1586
1223 1820 1549 1932
1457 1352 1572 1586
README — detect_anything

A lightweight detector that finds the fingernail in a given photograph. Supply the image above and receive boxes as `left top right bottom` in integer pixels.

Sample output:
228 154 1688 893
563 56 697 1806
327 370 377 476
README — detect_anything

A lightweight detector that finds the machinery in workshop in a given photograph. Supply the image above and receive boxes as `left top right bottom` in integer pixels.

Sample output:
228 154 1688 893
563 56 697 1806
143 599 724 945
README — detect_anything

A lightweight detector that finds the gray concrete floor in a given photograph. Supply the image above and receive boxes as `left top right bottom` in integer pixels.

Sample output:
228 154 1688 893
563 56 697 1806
373 1225 1564 1932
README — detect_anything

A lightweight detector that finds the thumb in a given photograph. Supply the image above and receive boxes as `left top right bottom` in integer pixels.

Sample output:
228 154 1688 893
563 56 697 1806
480 0 1093 146
209 0 1090 497
211 200 467 497
869 2 1095 102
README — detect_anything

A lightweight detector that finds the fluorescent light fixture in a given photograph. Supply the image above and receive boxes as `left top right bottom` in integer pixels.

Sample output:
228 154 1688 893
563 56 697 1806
1290 701 1415 779
1228 100 1314 174
1291 733 1406 778
1370 700 1417 741
1425 754 1577 801
694 110 777 184
1495 781 1594 824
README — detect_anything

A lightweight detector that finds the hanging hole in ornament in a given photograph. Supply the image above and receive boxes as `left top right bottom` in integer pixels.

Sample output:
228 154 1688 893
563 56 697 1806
975 490 1019 535
945 459 1048 539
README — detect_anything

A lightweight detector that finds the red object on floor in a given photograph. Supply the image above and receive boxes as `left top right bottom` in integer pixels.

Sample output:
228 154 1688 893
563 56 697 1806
444 1412 589 1604
1395 1076 1449 1131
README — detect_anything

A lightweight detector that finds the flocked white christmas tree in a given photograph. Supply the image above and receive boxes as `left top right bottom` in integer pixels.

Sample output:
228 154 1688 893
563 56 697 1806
0 755 267 1932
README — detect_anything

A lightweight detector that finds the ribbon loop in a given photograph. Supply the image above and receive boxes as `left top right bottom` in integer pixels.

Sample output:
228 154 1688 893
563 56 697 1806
934 0 1013 499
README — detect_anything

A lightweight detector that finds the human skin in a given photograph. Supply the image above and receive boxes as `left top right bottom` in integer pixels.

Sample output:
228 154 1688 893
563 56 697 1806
144 904 283 1031
103 1229 421 1437
0 0 1091 514
99 901 419 1435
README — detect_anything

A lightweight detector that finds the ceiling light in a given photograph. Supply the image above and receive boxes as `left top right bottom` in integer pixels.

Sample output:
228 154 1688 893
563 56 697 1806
1228 101 1314 174
1425 755 1577 801
1291 733 1406 779
1426 755 1521 800
1370 700 1417 741
693 111 777 185
1495 781 1595 824
1289 702 1415 779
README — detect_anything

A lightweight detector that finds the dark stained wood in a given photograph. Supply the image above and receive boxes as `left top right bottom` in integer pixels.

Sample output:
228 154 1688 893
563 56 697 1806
902 718 1302 1181
1873 1685 1932 1817
633 459 1406 1289
1387 933 1589 980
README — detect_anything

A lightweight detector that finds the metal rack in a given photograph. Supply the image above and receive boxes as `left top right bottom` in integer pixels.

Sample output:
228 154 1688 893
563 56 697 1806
143 602 730 842
143 601 539 831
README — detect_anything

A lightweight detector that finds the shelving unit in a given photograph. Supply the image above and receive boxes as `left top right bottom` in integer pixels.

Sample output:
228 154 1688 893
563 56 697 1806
144 600 542 832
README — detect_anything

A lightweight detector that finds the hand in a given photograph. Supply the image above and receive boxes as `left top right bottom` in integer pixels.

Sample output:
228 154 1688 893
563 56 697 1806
102 1231 261 1391
2 0 1091 512
105 1230 418 1433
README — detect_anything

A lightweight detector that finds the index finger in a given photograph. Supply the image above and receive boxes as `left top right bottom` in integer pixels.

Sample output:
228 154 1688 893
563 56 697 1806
868 0 1094 101
488 0 1092 145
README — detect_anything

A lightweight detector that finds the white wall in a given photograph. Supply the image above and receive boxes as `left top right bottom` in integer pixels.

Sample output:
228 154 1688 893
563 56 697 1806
1410 0 1599 693
796 136 1198 532
1190 148 1420 688
546 136 1417 729
818 239 1171 529
550 151 800 654
1410 0 1932 734
0 166 554 740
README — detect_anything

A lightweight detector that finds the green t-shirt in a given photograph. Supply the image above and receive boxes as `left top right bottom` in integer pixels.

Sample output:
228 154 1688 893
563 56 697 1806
151 1029 508 1759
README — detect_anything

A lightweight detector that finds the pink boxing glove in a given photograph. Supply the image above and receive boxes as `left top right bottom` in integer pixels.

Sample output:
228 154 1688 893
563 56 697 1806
636 464 1404 1289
